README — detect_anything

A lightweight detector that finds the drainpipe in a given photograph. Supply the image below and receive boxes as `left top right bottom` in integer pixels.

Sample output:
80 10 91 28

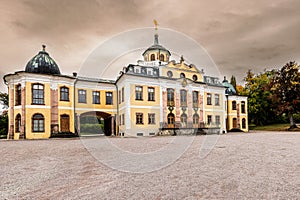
226 94 229 132
116 84 119 136
73 73 78 136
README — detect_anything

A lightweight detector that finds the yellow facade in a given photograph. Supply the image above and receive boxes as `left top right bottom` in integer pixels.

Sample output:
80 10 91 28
75 88 117 111
227 98 248 132
4 32 248 139
129 84 160 106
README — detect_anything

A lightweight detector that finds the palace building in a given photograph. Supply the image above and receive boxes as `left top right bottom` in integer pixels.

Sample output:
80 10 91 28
3 33 248 139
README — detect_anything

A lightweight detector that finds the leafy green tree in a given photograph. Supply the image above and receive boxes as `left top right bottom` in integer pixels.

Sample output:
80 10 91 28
271 61 300 129
0 110 8 138
0 93 8 138
0 92 8 109
240 70 277 125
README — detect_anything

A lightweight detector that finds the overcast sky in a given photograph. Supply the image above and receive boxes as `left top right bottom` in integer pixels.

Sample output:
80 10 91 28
1 0 300 92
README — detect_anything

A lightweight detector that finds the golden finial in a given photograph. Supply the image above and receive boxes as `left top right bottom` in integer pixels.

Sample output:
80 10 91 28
153 19 158 30
42 44 46 51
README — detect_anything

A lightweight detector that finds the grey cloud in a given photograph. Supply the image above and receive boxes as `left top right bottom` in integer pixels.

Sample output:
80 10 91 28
1 0 300 92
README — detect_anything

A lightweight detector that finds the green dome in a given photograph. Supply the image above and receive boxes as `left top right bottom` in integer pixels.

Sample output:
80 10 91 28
142 34 171 56
222 77 236 95
25 45 61 75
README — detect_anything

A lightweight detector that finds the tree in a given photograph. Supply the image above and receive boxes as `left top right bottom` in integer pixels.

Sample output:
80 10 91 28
240 70 277 125
0 92 8 109
271 61 300 129
0 110 8 138
230 75 237 94
0 93 8 138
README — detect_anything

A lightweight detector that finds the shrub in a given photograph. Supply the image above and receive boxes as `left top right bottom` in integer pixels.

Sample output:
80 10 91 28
80 124 104 134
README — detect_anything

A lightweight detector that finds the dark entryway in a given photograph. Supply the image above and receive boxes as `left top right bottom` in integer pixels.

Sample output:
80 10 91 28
79 111 115 136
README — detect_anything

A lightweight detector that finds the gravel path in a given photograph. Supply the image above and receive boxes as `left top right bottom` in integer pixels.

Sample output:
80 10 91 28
0 131 299 199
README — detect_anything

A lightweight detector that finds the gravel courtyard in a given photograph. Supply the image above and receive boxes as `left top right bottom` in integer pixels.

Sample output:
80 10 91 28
1 131 299 200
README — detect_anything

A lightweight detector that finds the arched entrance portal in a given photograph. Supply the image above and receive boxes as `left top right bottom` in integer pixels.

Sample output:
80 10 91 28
78 111 115 136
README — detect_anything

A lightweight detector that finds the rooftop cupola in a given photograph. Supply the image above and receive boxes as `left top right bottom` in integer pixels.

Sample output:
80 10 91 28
142 20 171 62
25 45 61 75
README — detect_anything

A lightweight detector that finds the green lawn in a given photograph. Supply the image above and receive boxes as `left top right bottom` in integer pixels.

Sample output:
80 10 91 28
252 123 300 131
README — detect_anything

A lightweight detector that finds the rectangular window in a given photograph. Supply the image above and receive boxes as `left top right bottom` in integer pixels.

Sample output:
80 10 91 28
106 92 113 105
232 101 237 110
135 86 143 100
207 115 212 125
148 87 155 101
92 91 100 104
122 87 124 102
148 113 155 124
15 84 21 105
180 89 187 107
118 90 121 104
207 93 212 105
136 113 143 124
32 84 44 104
215 94 220 106
215 115 220 126
60 87 69 101
193 91 198 108
167 88 174 106
78 89 86 103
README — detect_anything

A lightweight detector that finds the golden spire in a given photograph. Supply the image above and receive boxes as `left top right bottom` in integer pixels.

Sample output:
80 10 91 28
153 19 158 30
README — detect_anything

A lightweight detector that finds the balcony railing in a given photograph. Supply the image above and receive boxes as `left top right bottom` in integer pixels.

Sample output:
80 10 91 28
160 122 221 129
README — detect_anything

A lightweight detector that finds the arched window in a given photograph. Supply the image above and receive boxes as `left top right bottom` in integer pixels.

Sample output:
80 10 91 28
60 86 69 101
181 113 187 128
180 73 186 78
150 54 155 61
15 114 21 133
232 101 237 110
32 113 44 132
167 113 175 128
192 91 199 108
241 101 246 113
15 84 21 105
167 88 174 106
193 114 199 125
160 54 164 61
242 118 246 129
180 89 187 107
32 83 44 104
207 93 212 105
